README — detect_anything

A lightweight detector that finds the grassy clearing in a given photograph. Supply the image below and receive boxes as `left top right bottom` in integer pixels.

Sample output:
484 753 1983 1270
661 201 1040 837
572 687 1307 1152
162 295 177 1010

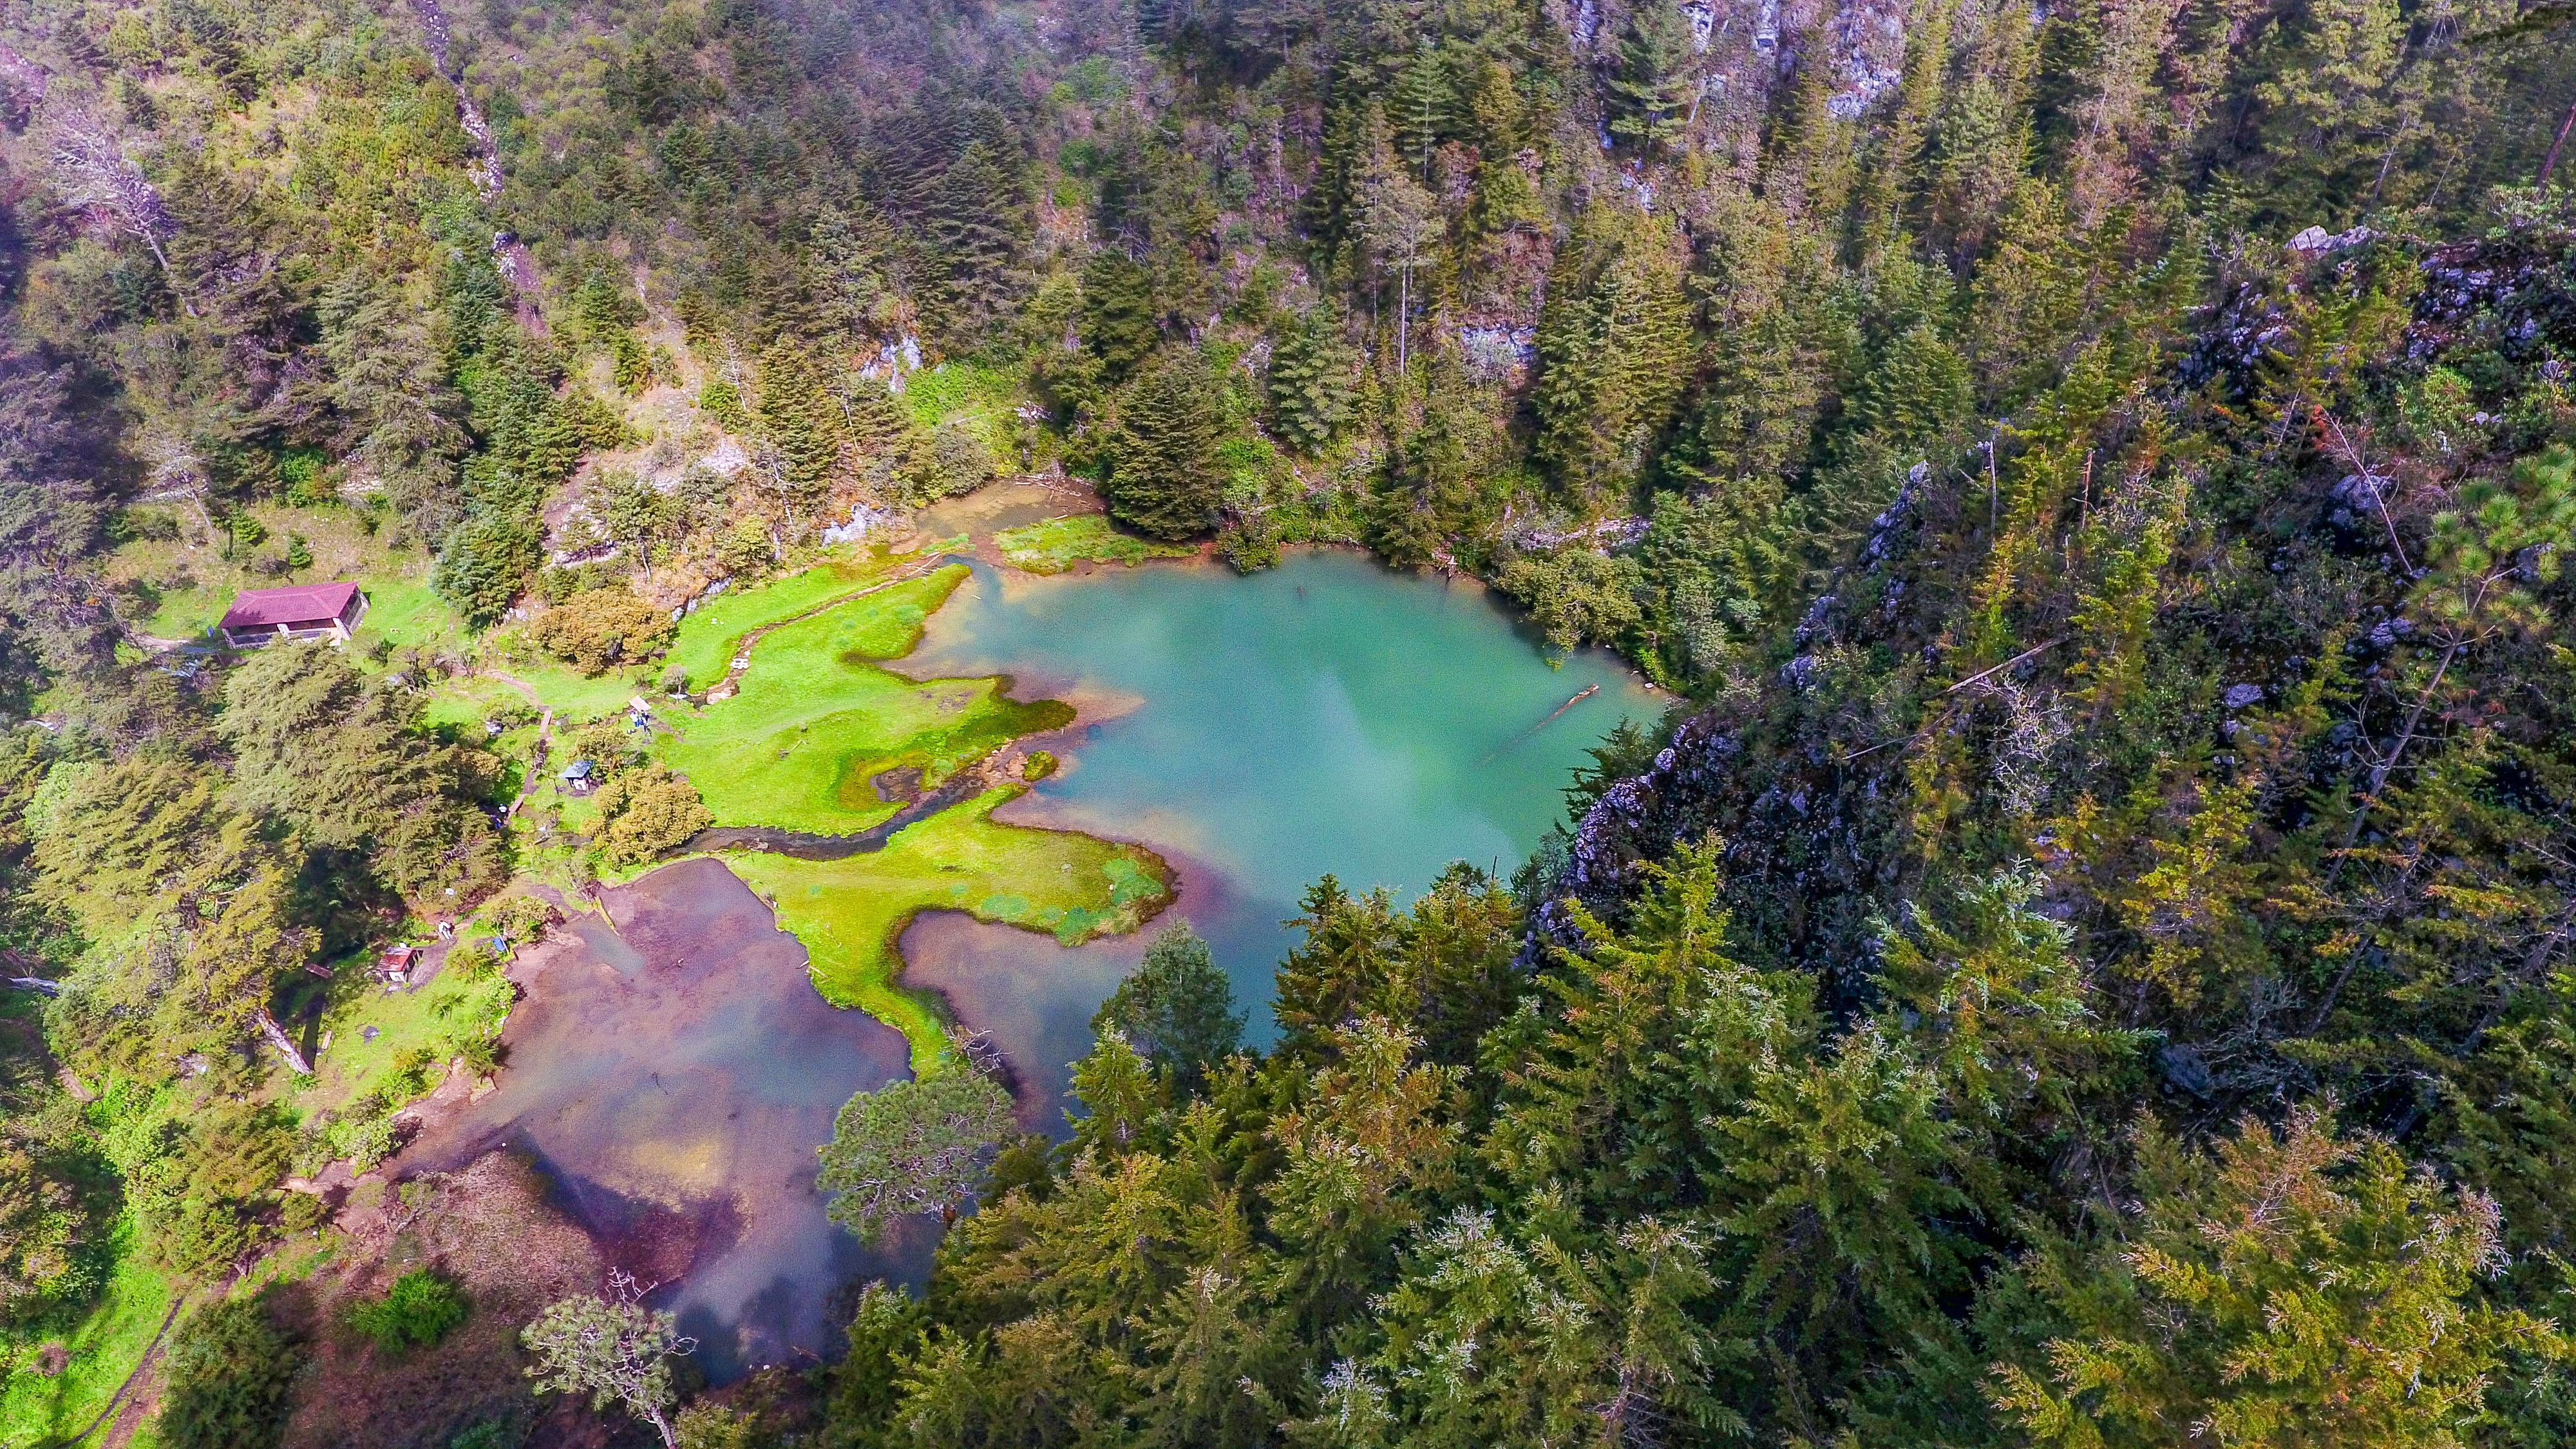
290 949 516 1117
348 571 468 656
995 514 1195 574
416 675 535 735
902 363 1022 453
99 500 442 645
726 790 1168 1068
667 549 1173 1074
659 565 1072 833
0 1222 171 1449
462 642 657 721
662 548 915 690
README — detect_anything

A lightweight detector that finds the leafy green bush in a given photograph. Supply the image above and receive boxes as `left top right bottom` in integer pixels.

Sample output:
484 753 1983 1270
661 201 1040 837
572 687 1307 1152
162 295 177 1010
347 1268 468 1353
527 585 675 674
593 767 715 866
159 1295 303 1449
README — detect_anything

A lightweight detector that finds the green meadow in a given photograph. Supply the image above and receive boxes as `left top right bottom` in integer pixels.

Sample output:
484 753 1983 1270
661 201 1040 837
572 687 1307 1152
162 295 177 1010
662 549 922 691
659 564 1074 835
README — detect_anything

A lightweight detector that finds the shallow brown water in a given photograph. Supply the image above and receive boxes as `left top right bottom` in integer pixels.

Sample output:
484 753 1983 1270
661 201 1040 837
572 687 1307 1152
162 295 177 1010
913 478 1085 539
398 858 933 1380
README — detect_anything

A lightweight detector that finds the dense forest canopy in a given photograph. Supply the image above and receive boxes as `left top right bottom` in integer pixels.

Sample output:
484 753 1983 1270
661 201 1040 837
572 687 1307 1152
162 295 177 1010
0 0 2573 1443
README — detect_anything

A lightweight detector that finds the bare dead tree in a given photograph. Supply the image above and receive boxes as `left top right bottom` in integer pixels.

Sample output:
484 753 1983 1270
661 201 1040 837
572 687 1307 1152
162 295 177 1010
44 111 193 314
255 1007 313 1075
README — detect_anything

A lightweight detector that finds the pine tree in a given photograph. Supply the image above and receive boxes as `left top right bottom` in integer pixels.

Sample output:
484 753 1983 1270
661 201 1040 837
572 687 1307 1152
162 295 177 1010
755 339 840 523
1851 321 1974 445
925 142 1027 343
837 375 920 498
1995 1110 2572 1449
1265 309 1357 455
1091 923 1244 1092
1389 40 1457 181
1103 356 1223 540
319 270 467 537
1533 211 1693 505
1608 0 1697 154
1081 249 1160 383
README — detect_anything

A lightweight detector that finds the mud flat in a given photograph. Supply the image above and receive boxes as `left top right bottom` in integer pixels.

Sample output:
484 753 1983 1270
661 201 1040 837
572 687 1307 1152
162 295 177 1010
397 858 933 1381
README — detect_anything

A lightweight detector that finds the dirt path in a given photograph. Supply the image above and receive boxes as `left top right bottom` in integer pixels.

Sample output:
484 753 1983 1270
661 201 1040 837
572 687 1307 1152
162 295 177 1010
480 673 554 820
65 1291 187 1448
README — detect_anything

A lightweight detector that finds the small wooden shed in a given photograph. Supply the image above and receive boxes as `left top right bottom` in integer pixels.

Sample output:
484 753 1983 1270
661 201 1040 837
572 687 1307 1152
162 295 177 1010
218 581 368 648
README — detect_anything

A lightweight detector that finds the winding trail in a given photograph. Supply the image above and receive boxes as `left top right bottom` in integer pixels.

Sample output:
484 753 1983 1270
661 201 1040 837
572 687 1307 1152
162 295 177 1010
480 672 554 819
61 1291 187 1447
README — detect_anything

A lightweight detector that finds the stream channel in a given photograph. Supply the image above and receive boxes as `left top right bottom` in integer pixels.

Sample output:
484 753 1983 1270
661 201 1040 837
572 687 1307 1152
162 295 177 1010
406 547 1657 1379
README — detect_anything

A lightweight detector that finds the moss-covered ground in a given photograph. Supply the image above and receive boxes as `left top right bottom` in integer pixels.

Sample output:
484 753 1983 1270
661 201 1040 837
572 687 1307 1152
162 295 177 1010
0 1220 170 1449
646 533 1171 1073
725 791 1167 1068
659 565 1074 834
994 513 1195 574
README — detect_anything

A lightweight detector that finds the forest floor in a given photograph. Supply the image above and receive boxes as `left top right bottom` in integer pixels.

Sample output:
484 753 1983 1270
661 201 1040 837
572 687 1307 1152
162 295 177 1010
272 1152 648 1449
0 1227 171 1449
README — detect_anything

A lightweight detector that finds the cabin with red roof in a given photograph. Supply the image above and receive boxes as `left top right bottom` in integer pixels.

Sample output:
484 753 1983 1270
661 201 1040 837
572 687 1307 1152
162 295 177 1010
218 581 368 649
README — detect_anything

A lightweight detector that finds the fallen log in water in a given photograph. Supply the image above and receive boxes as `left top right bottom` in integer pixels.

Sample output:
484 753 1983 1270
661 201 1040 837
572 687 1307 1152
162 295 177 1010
1479 684 1602 763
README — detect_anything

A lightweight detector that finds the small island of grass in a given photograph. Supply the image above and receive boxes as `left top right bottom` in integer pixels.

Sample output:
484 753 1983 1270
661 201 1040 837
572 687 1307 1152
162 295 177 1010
996 513 1194 574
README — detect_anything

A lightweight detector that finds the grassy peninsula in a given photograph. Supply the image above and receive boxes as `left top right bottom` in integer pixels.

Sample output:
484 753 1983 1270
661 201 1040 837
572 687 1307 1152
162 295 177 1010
660 562 1070 833
727 792 1168 1068
653 547 1168 1066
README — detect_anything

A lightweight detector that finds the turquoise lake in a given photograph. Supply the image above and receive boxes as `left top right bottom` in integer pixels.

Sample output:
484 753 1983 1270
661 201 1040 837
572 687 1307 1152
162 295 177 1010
404 545 1659 1378
899 548 1661 1101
